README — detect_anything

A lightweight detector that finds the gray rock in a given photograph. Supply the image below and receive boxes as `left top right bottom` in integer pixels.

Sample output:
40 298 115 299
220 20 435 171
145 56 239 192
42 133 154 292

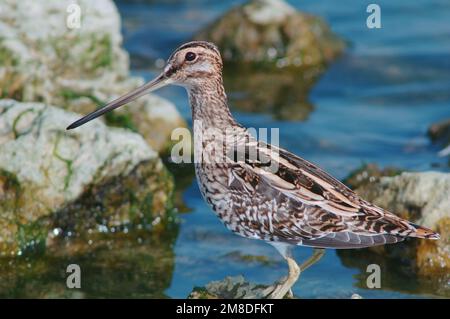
189 276 363 299
0 0 185 152
195 0 346 67
355 172 449 229
189 276 279 299
0 99 173 254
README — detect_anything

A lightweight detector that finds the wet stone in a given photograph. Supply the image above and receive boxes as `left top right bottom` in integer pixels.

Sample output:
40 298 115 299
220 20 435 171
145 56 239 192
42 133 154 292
0 0 186 152
196 0 345 120
196 0 346 67
188 276 278 299
0 100 174 254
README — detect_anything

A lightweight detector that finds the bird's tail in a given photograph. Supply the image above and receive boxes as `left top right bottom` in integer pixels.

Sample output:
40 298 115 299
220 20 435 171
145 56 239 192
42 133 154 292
406 222 440 239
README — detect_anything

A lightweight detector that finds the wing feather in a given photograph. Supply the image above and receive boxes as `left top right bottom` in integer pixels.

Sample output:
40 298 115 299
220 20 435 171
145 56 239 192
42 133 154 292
226 139 439 246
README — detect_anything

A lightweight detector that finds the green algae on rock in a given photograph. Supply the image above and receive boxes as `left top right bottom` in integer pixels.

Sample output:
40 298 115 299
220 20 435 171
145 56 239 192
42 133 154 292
0 100 174 255
53 159 174 237
0 0 185 153
195 0 346 67
339 168 450 297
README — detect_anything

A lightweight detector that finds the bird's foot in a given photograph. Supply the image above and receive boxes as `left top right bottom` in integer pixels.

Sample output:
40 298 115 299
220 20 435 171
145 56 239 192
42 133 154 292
262 277 294 299
265 284 291 299
287 288 294 298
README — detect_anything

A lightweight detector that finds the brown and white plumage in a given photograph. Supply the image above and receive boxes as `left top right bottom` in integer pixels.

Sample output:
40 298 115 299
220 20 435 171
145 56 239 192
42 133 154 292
67 41 440 298
223 140 439 248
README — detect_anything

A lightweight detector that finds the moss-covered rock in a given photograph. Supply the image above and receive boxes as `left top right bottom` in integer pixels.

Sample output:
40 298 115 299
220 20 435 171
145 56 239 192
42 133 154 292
188 274 362 299
195 0 345 120
339 167 450 297
0 0 185 152
195 0 346 67
188 276 280 299
54 159 174 236
0 100 174 255
343 163 403 189
224 64 317 120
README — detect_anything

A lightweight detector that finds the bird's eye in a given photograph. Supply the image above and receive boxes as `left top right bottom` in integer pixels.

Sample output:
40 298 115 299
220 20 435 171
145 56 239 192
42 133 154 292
185 52 196 62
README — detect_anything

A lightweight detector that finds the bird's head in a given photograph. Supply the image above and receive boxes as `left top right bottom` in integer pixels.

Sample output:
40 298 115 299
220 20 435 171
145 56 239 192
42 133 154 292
164 41 223 87
67 41 222 130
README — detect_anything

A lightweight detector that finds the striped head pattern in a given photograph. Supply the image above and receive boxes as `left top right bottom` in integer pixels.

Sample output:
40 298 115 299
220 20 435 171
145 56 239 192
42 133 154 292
164 41 223 88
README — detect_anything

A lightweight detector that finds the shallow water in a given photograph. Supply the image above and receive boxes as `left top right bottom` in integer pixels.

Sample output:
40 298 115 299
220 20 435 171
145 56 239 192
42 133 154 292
2 0 449 298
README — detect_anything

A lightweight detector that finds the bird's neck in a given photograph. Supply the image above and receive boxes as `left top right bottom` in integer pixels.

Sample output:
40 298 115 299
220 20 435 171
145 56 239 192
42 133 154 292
188 77 249 168
188 77 239 130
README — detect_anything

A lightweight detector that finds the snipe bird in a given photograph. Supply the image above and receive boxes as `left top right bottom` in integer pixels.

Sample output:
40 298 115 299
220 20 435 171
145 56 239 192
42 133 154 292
67 41 440 299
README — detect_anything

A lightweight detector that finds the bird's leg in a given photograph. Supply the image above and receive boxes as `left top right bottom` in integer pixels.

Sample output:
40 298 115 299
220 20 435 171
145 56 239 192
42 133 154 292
287 289 294 299
266 248 325 299
265 256 300 299
299 248 325 272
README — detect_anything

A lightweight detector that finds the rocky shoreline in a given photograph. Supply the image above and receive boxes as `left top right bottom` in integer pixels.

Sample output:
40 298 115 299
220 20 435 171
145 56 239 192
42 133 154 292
0 0 183 254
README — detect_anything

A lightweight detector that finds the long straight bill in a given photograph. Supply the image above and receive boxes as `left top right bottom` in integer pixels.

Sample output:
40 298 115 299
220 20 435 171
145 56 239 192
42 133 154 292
66 74 170 130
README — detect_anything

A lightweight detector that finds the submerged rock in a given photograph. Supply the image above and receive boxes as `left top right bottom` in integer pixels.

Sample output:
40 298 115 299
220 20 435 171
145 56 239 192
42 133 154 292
0 100 174 254
339 168 450 297
220 251 278 267
196 0 345 67
343 163 403 189
428 119 450 158
224 64 317 120
196 0 345 120
0 0 185 152
428 119 450 145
